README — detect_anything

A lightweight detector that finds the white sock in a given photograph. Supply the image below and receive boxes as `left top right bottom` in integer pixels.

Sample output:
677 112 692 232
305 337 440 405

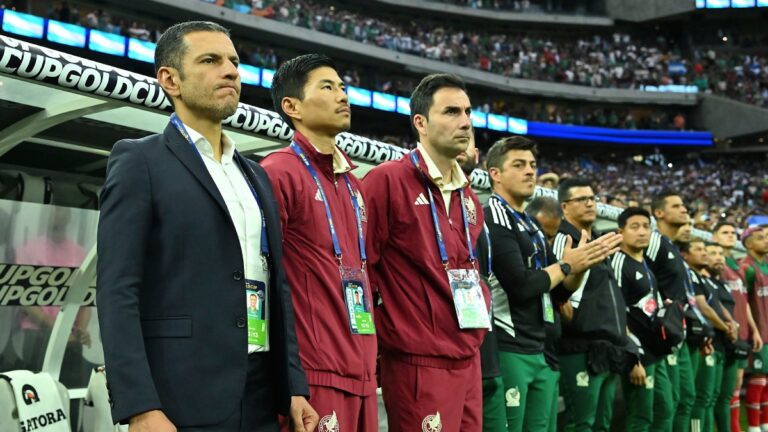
749 427 761 432
760 424 768 432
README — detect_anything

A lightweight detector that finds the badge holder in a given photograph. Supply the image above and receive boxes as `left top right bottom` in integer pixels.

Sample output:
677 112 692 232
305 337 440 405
246 280 268 346
291 142 375 336
494 193 552 325
340 266 375 335
410 150 490 330
448 268 491 329
542 293 555 324
173 113 273 349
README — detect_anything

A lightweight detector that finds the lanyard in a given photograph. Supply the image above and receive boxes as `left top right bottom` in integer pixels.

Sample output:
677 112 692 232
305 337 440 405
289 142 366 266
491 193 548 269
642 259 660 302
684 266 696 297
684 264 709 323
170 114 269 259
482 223 492 276
409 151 475 269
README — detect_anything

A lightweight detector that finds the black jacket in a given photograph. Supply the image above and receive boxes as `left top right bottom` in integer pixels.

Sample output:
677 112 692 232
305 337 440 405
484 196 568 354
477 223 501 379
554 220 628 353
97 123 308 426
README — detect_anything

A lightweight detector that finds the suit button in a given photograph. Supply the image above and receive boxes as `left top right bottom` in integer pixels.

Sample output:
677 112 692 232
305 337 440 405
236 318 246 328
233 271 243 281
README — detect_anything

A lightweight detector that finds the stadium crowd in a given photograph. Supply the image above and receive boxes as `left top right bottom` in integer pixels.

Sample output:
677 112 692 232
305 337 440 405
426 0 605 15
535 153 768 230
35 0 693 131
211 0 768 108
372 130 768 231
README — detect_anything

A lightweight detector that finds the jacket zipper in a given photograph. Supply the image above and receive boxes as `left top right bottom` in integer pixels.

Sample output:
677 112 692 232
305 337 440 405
608 278 622 335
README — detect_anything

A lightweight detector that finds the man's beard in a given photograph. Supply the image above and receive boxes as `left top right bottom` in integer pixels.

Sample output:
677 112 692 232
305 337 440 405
208 102 238 121
184 92 239 121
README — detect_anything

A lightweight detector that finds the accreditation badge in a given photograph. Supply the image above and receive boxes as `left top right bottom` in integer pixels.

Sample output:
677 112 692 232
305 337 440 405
340 266 375 335
635 291 659 318
448 268 491 329
542 293 555 324
246 280 268 347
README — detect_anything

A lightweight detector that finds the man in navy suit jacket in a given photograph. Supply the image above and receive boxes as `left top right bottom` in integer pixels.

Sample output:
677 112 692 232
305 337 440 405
97 21 317 432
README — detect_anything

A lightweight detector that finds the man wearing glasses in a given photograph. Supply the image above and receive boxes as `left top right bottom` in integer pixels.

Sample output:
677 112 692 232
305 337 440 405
553 178 633 431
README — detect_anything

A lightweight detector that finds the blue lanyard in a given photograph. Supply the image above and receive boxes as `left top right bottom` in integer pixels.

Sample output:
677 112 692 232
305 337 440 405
684 266 696 297
491 193 548 269
684 264 710 322
289 142 366 266
409 151 475 268
642 260 657 298
170 114 269 258
482 223 492 276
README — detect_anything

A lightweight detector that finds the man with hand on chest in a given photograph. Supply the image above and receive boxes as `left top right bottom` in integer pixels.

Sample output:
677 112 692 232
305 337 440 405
645 190 697 432
712 222 763 432
552 178 630 432
611 207 675 432
483 137 620 432
680 239 737 432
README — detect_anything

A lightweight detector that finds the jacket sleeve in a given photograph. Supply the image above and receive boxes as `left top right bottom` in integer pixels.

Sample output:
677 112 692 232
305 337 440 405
96 140 161 424
260 156 296 240
360 167 391 292
485 210 551 302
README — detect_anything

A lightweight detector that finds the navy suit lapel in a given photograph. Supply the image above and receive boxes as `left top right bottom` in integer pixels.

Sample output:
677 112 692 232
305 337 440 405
163 123 230 218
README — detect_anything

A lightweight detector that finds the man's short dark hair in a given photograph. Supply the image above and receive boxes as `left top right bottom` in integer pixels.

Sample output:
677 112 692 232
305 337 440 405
677 238 705 254
651 189 680 214
617 207 651 228
271 54 337 127
154 21 230 77
526 196 562 219
558 178 593 203
713 221 735 234
485 136 539 175
409 73 467 136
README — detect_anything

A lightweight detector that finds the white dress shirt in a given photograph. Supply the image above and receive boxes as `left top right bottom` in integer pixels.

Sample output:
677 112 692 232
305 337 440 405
185 123 269 353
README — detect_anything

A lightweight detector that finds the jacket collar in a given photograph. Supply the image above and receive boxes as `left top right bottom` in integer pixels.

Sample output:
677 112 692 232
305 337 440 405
414 144 468 191
292 130 357 179
559 218 596 242
163 122 229 218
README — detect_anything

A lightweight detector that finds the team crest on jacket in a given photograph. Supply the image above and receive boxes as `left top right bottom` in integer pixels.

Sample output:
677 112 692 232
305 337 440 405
463 197 477 225
422 411 442 432
356 191 367 222
319 411 339 432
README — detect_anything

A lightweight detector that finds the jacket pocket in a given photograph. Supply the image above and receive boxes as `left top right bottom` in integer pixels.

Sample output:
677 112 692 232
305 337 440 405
141 316 193 338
